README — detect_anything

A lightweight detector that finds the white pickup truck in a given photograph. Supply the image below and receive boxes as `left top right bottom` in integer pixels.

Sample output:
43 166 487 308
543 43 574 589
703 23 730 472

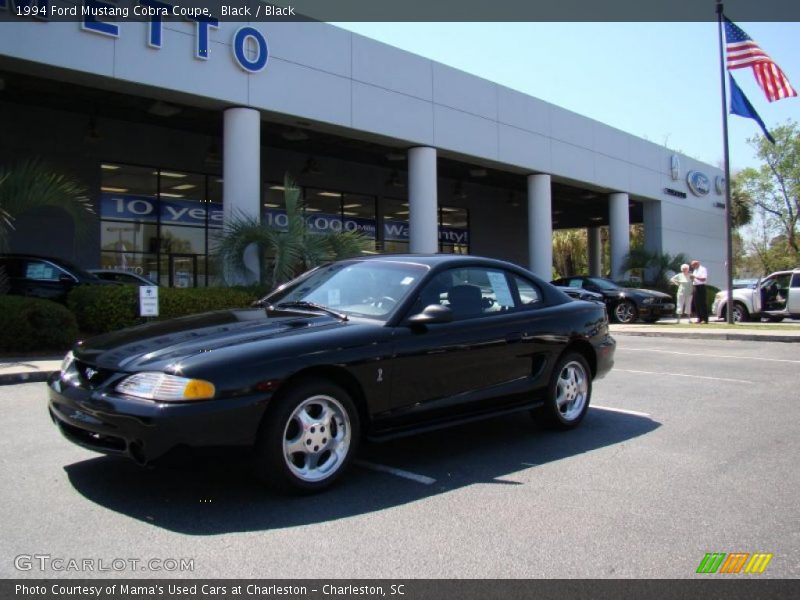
712 268 800 322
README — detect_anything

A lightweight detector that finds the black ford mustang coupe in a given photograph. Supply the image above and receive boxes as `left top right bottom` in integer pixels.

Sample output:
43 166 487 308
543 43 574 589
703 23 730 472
551 276 675 324
49 255 615 492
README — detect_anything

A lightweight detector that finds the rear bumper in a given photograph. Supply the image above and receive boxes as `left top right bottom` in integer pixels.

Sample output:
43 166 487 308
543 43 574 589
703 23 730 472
594 335 616 380
47 374 269 464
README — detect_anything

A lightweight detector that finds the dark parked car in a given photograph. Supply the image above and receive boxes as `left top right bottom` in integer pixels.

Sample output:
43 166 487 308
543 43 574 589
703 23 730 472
89 269 158 286
0 254 116 303
551 275 675 324
48 255 615 493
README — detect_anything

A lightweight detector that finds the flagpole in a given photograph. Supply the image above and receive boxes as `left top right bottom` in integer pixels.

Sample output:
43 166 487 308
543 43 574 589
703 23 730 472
716 0 735 324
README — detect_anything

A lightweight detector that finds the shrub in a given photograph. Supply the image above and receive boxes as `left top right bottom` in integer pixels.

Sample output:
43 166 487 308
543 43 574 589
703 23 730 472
68 285 259 335
0 295 79 352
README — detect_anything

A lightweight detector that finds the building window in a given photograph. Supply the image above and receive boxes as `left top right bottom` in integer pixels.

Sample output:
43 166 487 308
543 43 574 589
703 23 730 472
382 197 409 254
439 206 469 254
99 163 220 287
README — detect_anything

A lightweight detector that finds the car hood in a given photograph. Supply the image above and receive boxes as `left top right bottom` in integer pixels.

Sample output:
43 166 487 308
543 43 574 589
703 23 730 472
73 309 349 372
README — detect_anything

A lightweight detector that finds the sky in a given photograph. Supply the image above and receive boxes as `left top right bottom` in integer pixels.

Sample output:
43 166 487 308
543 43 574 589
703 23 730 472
334 22 800 172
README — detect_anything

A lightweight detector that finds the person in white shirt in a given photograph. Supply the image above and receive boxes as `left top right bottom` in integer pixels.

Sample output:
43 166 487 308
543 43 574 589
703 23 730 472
689 259 709 323
670 263 693 323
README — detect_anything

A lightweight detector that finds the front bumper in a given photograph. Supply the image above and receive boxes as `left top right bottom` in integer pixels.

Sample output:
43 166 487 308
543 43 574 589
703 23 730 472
47 373 269 464
638 303 676 319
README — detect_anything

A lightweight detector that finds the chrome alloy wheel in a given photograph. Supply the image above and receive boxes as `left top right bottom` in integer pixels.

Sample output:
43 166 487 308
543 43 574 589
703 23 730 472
555 360 589 422
614 301 636 324
282 394 351 483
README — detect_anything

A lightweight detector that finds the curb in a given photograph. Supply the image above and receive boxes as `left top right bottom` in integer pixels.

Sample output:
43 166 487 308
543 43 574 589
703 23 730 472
612 330 800 343
0 370 57 386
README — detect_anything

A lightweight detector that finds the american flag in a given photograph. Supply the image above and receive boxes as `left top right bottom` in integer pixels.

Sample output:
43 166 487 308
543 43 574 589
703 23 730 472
724 19 797 102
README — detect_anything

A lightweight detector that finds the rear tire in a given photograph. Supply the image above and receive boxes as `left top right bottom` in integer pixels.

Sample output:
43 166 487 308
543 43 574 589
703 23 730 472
254 379 359 494
533 352 592 430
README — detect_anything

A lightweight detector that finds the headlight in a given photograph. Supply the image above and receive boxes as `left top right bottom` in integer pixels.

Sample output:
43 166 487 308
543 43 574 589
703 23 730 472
60 351 75 374
60 351 80 385
641 297 654 305
115 372 216 402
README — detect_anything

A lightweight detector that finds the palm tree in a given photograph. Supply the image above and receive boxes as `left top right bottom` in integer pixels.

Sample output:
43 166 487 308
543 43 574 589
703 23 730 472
0 159 95 252
216 175 371 289
622 248 688 286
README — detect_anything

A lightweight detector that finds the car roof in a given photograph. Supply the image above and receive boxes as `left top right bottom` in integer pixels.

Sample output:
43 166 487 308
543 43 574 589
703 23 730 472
352 253 528 272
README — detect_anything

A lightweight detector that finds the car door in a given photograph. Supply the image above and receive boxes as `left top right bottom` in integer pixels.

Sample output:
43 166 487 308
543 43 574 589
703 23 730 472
388 266 548 426
789 272 800 315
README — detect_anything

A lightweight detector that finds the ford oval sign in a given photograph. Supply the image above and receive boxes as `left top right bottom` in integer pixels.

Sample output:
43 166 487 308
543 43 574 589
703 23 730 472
687 171 711 197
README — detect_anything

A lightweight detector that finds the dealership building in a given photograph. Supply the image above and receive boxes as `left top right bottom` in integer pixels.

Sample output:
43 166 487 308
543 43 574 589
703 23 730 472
0 12 727 287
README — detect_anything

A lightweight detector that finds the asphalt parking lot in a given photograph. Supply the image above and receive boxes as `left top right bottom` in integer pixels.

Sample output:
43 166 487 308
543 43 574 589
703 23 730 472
0 336 798 579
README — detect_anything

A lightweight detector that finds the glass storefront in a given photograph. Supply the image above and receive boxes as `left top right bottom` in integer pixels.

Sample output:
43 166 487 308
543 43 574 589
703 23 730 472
100 163 469 286
100 164 221 287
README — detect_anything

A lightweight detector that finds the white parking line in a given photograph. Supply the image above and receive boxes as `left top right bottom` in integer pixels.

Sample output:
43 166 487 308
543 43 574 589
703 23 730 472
355 460 436 485
617 347 800 364
592 405 651 418
614 368 754 384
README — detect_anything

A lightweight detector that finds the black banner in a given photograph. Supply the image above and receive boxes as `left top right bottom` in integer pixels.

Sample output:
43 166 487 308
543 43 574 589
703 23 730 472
0 0 798 23
4 580 800 600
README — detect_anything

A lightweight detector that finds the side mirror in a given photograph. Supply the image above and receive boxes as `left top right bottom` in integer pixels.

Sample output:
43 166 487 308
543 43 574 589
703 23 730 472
407 304 453 328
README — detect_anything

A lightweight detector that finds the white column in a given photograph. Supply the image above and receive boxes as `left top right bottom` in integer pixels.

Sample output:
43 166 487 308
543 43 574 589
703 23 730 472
527 174 552 280
609 192 630 281
223 107 260 284
588 226 602 277
407 147 439 254
642 201 663 283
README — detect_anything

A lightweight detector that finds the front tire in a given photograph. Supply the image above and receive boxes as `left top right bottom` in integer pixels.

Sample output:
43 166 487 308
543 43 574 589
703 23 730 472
724 302 749 323
614 300 638 324
254 379 359 493
533 353 592 430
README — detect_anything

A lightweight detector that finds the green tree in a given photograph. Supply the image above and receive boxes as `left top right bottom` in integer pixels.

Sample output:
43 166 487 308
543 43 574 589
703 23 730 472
216 175 371 289
730 172 754 228
552 229 588 279
621 248 688 287
0 159 95 252
734 121 799 259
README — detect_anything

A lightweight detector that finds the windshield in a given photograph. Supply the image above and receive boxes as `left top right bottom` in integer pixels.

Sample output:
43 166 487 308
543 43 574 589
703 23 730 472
265 260 429 321
587 277 621 291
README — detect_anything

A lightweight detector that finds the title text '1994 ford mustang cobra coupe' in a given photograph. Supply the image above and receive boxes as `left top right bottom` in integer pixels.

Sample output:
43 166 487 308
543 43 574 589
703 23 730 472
49 255 615 492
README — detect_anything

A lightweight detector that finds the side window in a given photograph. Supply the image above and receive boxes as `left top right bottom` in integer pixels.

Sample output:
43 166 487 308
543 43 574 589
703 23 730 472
791 273 800 288
412 267 517 320
513 275 544 308
568 279 583 289
23 260 64 281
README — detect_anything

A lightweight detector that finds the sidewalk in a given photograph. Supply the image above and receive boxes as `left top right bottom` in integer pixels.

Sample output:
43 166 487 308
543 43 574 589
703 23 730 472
2 321 798 386
611 319 800 343
0 357 62 386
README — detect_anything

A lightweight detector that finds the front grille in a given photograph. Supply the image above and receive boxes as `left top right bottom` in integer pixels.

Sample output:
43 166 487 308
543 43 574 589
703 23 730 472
73 360 114 389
